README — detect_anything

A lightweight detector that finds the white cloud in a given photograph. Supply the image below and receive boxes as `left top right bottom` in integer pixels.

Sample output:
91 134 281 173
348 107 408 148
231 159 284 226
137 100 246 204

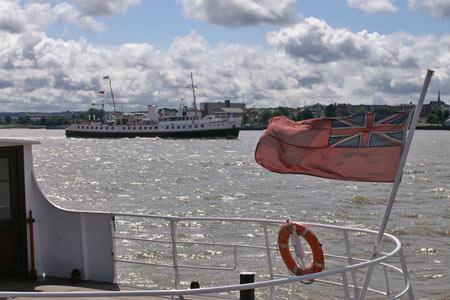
266 17 437 75
51 2 106 33
0 2 449 112
0 0 28 33
0 1 105 34
267 17 376 63
75 0 140 16
409 0 450 20
347 0 398 14
1 26 447 112
179 0 296 27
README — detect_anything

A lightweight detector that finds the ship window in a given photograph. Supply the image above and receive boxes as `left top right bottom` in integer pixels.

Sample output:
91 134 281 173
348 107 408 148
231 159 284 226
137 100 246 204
133 127 136 130
189 125 192 128
128 127 131 130
95 127 98 129
171 126 175 129
91 126 94 129
183 125 186 129
77 126 80 129
100 127 103 129
201 125 204 128
195 125 198 128
81 126 84 129
139 127 142 130
144 127 147 130
155 126 158 129
177 126 180 129
166 126 169 129
123 127 126 130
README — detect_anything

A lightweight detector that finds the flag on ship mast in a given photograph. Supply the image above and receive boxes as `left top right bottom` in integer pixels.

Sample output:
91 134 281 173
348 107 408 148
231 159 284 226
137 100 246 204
255 111 412 182
97 91 105 94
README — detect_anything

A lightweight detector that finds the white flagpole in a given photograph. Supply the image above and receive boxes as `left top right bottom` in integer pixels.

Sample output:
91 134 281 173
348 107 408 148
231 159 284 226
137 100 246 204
358 70 433 300
372 69 434 257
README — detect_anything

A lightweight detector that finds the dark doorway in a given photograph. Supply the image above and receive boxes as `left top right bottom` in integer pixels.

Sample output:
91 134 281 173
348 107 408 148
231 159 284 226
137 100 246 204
0 146 28 279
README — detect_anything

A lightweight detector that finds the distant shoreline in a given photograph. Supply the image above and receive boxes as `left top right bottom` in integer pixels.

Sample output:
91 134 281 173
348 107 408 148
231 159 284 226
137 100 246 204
0 125 64 129
416 125 450 130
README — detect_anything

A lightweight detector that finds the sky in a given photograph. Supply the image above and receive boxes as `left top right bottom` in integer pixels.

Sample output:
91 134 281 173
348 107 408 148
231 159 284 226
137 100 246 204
1 0 450 112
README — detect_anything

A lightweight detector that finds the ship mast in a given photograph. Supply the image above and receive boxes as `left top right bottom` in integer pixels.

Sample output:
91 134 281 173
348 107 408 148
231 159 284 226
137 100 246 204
103 76 117 115
190 72 198 120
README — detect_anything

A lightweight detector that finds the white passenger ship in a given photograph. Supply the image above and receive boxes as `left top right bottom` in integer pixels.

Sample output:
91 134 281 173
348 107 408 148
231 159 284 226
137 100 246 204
65 102 242 139
65 73 242 139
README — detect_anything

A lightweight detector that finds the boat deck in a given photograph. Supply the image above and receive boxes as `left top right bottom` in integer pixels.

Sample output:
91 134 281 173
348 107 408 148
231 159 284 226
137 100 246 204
0 277 215 300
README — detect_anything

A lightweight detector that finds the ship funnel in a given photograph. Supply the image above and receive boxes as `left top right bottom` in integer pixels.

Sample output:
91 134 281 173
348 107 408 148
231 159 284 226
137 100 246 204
148 105 159 122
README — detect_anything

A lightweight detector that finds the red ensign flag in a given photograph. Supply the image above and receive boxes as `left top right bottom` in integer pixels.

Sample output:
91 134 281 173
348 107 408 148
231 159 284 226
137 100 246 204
97 91 105 94
255 112 412 182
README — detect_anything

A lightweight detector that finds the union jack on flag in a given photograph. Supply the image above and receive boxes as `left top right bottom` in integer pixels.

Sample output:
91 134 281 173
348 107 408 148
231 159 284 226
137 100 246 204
328 112 412 148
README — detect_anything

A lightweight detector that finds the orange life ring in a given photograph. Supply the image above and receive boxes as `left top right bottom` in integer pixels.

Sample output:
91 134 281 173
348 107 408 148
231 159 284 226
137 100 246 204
278 222 324 276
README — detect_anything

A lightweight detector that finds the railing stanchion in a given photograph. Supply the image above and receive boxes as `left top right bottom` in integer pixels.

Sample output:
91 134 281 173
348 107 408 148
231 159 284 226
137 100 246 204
383 264 390 295
169 220 181 292
358 265 374 300
343 230 359 299
399 247 415 300
341 271 351 300
263 223 276 300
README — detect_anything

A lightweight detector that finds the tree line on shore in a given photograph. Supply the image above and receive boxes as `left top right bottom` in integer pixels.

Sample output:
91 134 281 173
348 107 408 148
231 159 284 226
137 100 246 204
0 108 106 126
252 105 449 126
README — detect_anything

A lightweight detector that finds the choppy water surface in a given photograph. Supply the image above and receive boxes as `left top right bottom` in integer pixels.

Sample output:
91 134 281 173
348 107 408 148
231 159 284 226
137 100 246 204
1 129 449 299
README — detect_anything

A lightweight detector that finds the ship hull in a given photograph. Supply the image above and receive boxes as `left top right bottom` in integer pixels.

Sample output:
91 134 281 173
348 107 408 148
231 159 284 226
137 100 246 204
65 127 240 139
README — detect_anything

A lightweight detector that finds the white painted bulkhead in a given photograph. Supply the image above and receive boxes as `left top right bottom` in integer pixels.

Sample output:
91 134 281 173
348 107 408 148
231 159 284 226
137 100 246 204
0 139 115 283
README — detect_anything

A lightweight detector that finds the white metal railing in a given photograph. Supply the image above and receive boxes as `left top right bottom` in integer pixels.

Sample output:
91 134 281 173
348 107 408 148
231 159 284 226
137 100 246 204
0 214 414 300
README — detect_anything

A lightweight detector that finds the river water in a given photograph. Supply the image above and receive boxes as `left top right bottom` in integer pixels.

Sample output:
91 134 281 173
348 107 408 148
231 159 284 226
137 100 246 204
1 129 449 299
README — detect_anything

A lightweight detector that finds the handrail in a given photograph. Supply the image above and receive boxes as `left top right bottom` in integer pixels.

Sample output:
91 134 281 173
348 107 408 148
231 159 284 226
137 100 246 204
0 214 413 300
110 214 410 299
